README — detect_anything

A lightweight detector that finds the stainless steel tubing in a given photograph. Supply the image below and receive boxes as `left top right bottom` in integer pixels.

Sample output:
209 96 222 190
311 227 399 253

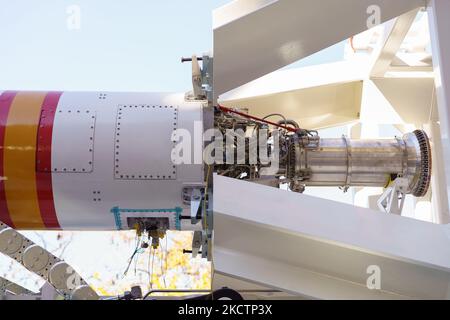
291 130 431 196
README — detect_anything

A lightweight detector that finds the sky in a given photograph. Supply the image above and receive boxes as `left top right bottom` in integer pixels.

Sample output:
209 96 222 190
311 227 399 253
0 0 344 93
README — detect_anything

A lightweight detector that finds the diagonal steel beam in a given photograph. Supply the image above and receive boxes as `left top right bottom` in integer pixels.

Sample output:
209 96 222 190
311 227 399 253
0 221 98 300
213 0 426 96
428 0 450 225
213 175 450 299
370 8 421 77
0 276 34 296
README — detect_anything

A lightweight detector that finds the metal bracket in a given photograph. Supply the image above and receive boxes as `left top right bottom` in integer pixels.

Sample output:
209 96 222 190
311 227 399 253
183 54 213 103
191 230 202 258
377 177 409 215
182 185 212 260
341 135 352 193
190 188 202 224
191 55 203 99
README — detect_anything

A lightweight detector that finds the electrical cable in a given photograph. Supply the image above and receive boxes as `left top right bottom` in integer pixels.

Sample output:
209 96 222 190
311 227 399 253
218 104 299 133
149 247 155 290
123 234 142 276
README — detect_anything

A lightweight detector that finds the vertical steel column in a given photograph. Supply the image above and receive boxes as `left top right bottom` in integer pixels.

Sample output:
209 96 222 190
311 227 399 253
428 0 450 223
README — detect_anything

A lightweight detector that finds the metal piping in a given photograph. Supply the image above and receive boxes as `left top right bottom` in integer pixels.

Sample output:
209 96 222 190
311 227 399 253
287 130 431 196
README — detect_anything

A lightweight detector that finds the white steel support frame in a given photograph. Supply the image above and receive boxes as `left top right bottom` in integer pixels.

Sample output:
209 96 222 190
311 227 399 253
211 0 450 300
213 175 450 299
369 8 420 78
428 0 450 223
213 0 425 97
427 93 450 224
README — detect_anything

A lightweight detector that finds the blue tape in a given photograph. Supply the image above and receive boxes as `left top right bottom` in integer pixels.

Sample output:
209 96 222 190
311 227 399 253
110 206 183 230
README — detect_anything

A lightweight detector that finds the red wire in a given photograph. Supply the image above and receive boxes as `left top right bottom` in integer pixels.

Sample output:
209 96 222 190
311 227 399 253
217 104 298 133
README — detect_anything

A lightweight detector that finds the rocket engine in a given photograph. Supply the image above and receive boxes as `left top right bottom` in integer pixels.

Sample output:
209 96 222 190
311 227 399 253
215 105 431 197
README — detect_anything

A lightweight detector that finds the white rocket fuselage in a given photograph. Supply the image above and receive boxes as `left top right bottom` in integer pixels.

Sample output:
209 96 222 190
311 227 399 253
0 91 204 231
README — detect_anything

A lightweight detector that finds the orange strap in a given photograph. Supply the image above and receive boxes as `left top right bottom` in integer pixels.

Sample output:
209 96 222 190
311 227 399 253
4 92 46 229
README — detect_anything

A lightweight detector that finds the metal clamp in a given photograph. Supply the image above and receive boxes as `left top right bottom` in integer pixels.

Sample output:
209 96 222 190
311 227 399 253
190 188 203 224
342 135 352 192
377 177 409 215
396 136 409 179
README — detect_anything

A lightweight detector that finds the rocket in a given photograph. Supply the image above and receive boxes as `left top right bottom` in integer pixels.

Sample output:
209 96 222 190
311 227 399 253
0 91 205 231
